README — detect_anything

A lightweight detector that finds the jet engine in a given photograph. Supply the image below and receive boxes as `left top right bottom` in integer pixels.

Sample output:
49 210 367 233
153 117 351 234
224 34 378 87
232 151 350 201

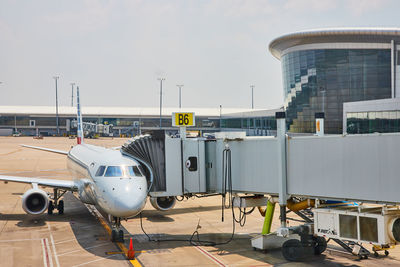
150 196 176 211
22 188 49 215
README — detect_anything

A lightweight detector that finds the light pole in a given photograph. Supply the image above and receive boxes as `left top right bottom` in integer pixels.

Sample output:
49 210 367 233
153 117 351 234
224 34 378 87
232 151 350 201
158 78 165 129
321 89 326 114
176 84 184 109
219 105 222 130
53 76 60 136
250 85 255 109
70 82 75 107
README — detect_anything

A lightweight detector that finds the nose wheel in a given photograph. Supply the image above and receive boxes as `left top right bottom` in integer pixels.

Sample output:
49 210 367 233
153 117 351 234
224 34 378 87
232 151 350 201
111 217 124 242
48 189 66 215
111 229 124 243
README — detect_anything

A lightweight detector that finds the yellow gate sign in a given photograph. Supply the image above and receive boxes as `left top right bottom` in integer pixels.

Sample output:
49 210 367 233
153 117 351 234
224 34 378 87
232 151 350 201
172 112 195 127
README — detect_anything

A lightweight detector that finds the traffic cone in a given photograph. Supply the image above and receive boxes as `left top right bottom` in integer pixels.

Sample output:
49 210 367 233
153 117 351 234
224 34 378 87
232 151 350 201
127 237 135 259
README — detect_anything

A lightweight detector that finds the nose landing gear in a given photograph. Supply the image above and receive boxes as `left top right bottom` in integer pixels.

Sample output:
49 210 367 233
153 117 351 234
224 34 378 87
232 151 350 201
111 217 124 242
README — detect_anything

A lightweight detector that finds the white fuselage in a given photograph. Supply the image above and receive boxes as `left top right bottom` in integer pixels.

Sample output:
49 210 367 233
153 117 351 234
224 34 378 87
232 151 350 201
67 144 148 218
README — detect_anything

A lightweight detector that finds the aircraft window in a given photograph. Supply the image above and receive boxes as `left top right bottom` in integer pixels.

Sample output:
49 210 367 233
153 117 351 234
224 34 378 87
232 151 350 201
105 166 123 177
96 166 106 176
126 166 144 177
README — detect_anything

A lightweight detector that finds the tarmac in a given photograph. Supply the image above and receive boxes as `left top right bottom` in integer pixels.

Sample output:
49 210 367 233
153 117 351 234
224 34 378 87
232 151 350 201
1 136 400 266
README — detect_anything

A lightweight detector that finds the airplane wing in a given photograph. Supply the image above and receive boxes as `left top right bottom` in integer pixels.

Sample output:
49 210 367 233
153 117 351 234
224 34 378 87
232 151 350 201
0 175 78 191
21 144 69 155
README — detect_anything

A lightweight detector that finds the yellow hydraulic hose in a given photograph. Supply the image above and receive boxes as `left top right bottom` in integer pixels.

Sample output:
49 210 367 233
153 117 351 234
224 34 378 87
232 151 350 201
287 199 315 212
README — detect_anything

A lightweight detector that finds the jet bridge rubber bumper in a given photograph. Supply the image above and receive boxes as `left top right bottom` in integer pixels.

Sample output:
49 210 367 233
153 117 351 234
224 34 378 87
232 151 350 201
121 131 166 192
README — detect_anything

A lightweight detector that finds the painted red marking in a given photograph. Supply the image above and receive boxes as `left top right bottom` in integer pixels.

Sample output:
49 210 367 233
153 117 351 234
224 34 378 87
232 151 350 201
195 246 225 267
43 238 50 266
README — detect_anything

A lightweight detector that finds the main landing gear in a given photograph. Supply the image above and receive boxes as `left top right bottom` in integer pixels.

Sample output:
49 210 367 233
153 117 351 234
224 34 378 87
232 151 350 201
110 216 124 242
48 188 66 215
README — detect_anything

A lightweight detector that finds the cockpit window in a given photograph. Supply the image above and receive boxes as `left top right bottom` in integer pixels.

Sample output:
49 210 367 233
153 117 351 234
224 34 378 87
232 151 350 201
126 166 144 177
105 166 123 177
96 166 106 176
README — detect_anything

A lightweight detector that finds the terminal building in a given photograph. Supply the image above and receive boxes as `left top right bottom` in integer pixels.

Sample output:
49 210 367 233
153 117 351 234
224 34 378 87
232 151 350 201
269 28 400 134
0 106 279 137
5 28 400 137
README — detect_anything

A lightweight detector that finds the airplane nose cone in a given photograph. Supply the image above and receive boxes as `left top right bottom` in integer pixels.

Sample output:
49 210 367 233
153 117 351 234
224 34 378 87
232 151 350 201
106 178 147 217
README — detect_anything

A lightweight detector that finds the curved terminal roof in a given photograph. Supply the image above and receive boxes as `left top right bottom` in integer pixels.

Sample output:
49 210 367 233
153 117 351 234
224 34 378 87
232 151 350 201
269 27 400 59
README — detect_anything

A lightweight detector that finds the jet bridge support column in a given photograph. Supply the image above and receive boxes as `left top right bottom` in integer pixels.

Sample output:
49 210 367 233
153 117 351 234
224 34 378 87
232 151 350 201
276 111 288 228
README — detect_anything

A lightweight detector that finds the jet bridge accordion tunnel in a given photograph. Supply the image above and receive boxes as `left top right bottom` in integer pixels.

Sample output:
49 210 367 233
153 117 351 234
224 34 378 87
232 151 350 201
121 126 400 260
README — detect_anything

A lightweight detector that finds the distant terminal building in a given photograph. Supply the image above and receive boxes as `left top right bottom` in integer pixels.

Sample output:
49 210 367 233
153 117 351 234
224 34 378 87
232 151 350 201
220 108 281 136
0 106 279 137
269 28 400 134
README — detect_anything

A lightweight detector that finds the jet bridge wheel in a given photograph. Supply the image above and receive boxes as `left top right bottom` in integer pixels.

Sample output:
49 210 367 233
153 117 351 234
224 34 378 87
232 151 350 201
313 236 327 255
282 239 311 261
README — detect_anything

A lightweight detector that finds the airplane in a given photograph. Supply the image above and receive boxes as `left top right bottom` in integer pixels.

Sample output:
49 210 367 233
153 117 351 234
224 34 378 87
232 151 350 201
0 87 149 242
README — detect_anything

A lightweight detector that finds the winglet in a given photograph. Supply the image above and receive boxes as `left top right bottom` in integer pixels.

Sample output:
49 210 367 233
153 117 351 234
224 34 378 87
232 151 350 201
77 86 84 145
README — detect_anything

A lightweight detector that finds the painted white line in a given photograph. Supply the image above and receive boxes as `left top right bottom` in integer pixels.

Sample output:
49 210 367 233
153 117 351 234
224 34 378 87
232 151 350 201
71 255 117 267
41 239 49 267
47 222 60 267
0 238 42 243
54 238 75 245
194 246 226 267
44 238 54 267
57 242 109 257
50 234 60 267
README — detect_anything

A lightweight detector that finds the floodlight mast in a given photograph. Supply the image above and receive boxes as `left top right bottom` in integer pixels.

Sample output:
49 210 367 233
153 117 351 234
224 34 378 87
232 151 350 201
71 82 75 107
250 85 255 109
177 84 184 109
158 78 165 129
53 76 60 136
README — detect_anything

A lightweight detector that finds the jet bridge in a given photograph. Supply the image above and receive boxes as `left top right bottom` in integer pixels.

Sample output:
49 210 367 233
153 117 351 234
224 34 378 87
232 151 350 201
122 130 400 204
121 115 400 261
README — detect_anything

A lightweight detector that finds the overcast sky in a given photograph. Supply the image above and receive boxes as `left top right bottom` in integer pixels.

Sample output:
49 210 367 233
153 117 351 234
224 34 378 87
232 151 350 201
1 0 399 109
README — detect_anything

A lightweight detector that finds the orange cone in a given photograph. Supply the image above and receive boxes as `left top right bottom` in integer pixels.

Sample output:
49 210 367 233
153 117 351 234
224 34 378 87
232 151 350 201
127 237 135 259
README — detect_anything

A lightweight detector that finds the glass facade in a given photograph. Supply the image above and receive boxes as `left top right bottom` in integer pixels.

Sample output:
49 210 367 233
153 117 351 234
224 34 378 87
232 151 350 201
347 111 400 134
0 114 222 136
221 116 277 135
282 49 391 133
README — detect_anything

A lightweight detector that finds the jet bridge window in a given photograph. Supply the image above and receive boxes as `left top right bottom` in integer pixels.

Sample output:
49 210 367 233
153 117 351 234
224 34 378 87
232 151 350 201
95 166 106 176
126 166 144 177
105 166 123 177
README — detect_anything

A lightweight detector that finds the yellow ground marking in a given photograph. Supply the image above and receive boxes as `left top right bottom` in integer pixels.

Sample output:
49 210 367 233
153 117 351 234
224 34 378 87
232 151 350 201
105 251 125 255
88 205 143 267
